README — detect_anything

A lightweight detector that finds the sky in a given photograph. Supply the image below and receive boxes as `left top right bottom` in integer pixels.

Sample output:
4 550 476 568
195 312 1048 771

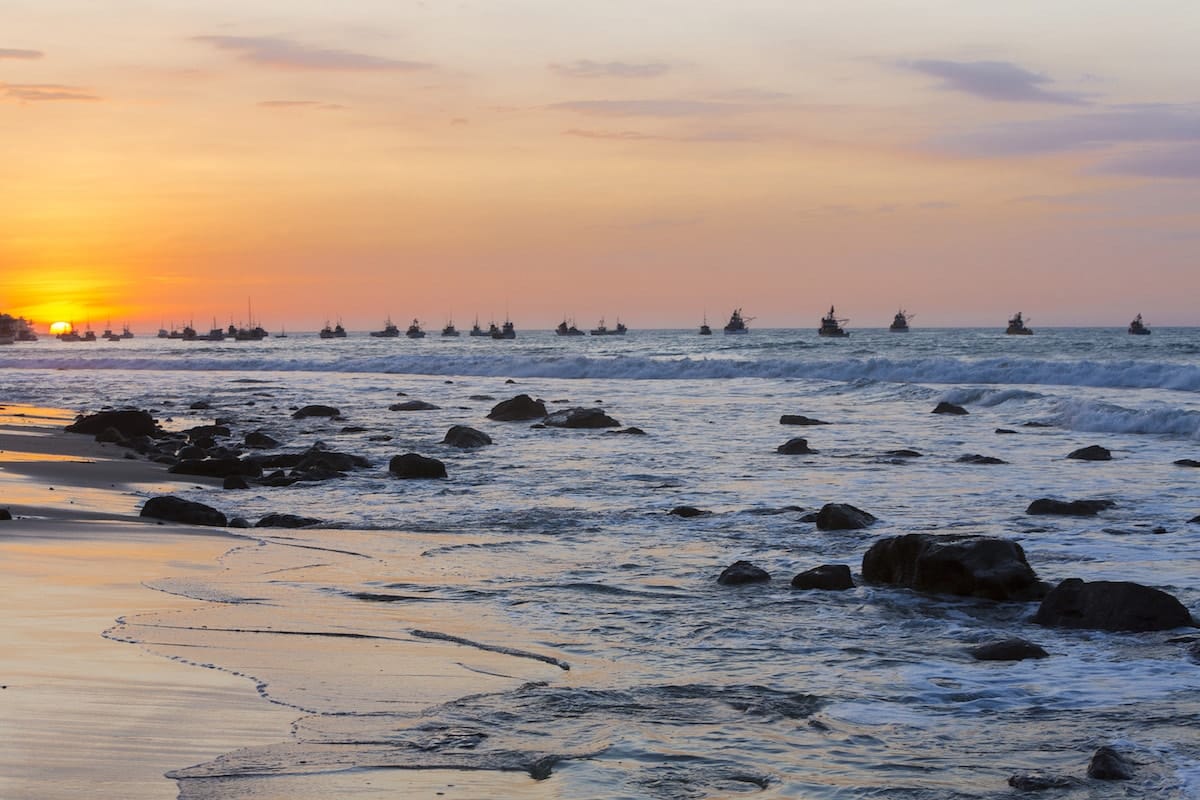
2 0 1199 330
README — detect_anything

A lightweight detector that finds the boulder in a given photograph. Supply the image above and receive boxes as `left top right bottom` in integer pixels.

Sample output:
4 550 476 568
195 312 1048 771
884 449 922 458
862 533 1045 602
669 506 708 518
442 425 493 448
1191 515 1200 524
1023 421 1053 428
65 409 160 438
169 458 262 479
791 564 854 591
967 638 1048 661
1033 578 1194 632
183 424 232 441
469 394 496 401
932 402 968 415
341 425 368 433
255 513 321 529
176 444 206 461
390 400 440 411
228 517 251 529
0 508 11 521
94 426 129 446
777 437 817 455
389 453 448 479
816 503 876 530
140 496 227 527
222 475 250 490
956 454 1008 465
293 404 341 419
543 407 621 429
717 560 770 586
1087 746 1134 781
1067 445 1111 461
1174 459 1200 468
244 430 280 449
995 428 1018 435
780 415 829 426
189 400 212 410
1026 498 1115 517
487 394 547 422
607 427 646 435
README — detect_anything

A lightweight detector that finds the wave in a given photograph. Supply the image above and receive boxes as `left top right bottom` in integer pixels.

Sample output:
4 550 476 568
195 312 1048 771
1049 398 1200 439
2 353 1199 391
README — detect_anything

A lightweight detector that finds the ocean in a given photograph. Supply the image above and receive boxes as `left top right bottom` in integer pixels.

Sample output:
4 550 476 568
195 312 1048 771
2 326 1198 798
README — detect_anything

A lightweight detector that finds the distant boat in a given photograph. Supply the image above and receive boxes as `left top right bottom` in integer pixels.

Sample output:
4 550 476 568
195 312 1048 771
441 320 461 337
81 324 97 342
58 323 82 342
818 306 849 337
157 325 169 339
590 318 628 336
1128 313 1151 335
468 316 489 337
370 317 400 338
405 319 426 339
492 318 516 339
556 318 585 336
1005 312 1033 335
320 320 347 339
275 327 288 339
724 308 752 334
699 315 712 336
889 309 912 332
120 324 134 339
102 321 121 342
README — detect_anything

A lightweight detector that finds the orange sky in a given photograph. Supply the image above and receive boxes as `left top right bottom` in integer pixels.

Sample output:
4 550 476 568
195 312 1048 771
2 1 1198 330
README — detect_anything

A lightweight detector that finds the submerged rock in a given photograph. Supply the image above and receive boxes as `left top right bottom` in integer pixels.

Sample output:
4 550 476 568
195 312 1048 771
140 496 227 527
442 425 493 448
995 428 1018 435
487 394 547 421
66 409 161 438
222 475 250 490
780 415 829 426
816 503 876 530
1026 498 1115 517
1067 444 1111 461
884 449 922 458
957 454 1008 465
1033 578 1194 632
668 506 708 518
1008 774 1077 791
777 437 817 454
543 407 621 429
244 430 280 449
1087 746 1134 780
791 564 854 591
0 508 11 521
1173 459 1200 468
967 638 1048 661
255 513 321 529
390 400 440 411
169 458 262 479
932 401 968 415
862 533 1045 602
718 560 770 586
389 453 448 479
293 404 341 420
607 427 646 435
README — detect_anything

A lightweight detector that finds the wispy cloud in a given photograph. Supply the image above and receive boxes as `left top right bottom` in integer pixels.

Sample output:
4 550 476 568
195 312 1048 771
194 35 433 72
549 99 751 118
0 82 99 102
0 48 43 60
1092 143 1200 179
564 127 748 143
258 99 345 110
900 59 1089 105
550 60 670 79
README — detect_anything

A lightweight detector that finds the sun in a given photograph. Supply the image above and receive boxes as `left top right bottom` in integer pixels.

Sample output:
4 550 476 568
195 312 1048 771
49 321 72 335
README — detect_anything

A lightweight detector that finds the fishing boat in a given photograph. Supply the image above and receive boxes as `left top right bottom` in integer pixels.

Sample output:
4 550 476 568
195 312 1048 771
818 306 849 337
699 314 712 335
1005 312 1033 335
275 327 288 339
492 318 516 339
405 319 426 339
441 320 461 337
889 309 912 332
81 324 97 342
370 317 400 338
206 320 226 341
102 322 121 342
234 325 267 341
319 320 347 339
120 324 134 339
724 308 752 334
1128 314 1151 335
157 325 169 339
590 318 628 336
556 318 585 336
468 316 489 337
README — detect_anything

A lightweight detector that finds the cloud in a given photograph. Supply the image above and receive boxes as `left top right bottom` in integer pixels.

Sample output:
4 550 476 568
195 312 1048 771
0 48 43 60
549 60 670 79
549 99 749 118
564 127 747 143
0 82 99 102
900 59 1088 105
194 35 432 72
1092 143 1200 179
258 99 345 110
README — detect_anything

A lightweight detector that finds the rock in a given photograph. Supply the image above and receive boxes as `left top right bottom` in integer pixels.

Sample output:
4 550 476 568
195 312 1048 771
777 437 817 454
0 508 11 521
176 444 206 461
293 404 341 419
791 564 854 591
228 517 251 529
244 430 280 449
1087 746 1134 781
862 533 1046 602
967 638 1048 661
780 415 829 426
341 425 368 433
1174 459 1200 468
1023 421 1053 428
669 506 708 518
932 401 968 415
189 400 212 410
717 560 770 586
140 496 227 527
183 424 231 441
469 394 495 401
222 475 250 490
798 512 820 523
390 400 440 411
1191 515 1200 524
607 427 646 435
1026 498 1115 517
995 428 1018 435
956 454 1008 464
505 378 516 384
1007 774 1076 791
1068 445 1111 461
66 409 160 438
388 453 447 479
94 426 129 445
487 394 547 421
255 513 321 529
169 458 262 479
442 425 493 448
816 503 876 530
1033 578 1194 632
543 407 621 429
885 449 922 458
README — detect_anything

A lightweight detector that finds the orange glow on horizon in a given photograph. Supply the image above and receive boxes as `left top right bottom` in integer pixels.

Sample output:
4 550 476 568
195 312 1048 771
49 322 72 335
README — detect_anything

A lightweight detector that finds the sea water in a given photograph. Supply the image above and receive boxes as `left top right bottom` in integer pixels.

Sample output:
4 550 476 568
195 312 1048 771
1 327 1198 798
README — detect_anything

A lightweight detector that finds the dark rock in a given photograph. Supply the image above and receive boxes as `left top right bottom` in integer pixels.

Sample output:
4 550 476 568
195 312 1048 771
189 400 212 410
390 400 440 411
255 513 321 529
995 428 1018 435
183 424 232 441
94 426 129 445
389 453 448 479
228 517 251 529
1068 444 1112 461
442 425 493 448
1023 421 1053 428
607 427 646 435
1174 459 1200 468
780 415 829 426
176 445 206 461
968 638 1049 661
1026 498 1115 517
791 564 854 591
885 449 922 458
505 379 516 384
222 475 250 490
543 407 621 429
340 426 368 433
1008 774 1077 791
798 512 820 523
169 458 262 479
0 508 11 521
529 423 545 429
668 506 708 518
777 437 817 454
1034 578 1194 632
293 404 341 419
258 471 298 487
487 394 547 421
816 503 876 530
244 430 280 449
717 560 770 586
1191 515 1200 524
1087 746 1134 781
469 394 495 401
66 409 160 438
932 401 968 415
956 454 1008 465
140 496 227 527
862 533 1046 601
368 435 393 442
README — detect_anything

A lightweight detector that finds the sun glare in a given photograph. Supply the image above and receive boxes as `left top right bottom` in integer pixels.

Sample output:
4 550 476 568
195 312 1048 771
49 321 72 335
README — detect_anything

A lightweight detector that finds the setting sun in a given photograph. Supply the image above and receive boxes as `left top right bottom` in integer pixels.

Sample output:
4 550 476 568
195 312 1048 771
48 322 71 336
